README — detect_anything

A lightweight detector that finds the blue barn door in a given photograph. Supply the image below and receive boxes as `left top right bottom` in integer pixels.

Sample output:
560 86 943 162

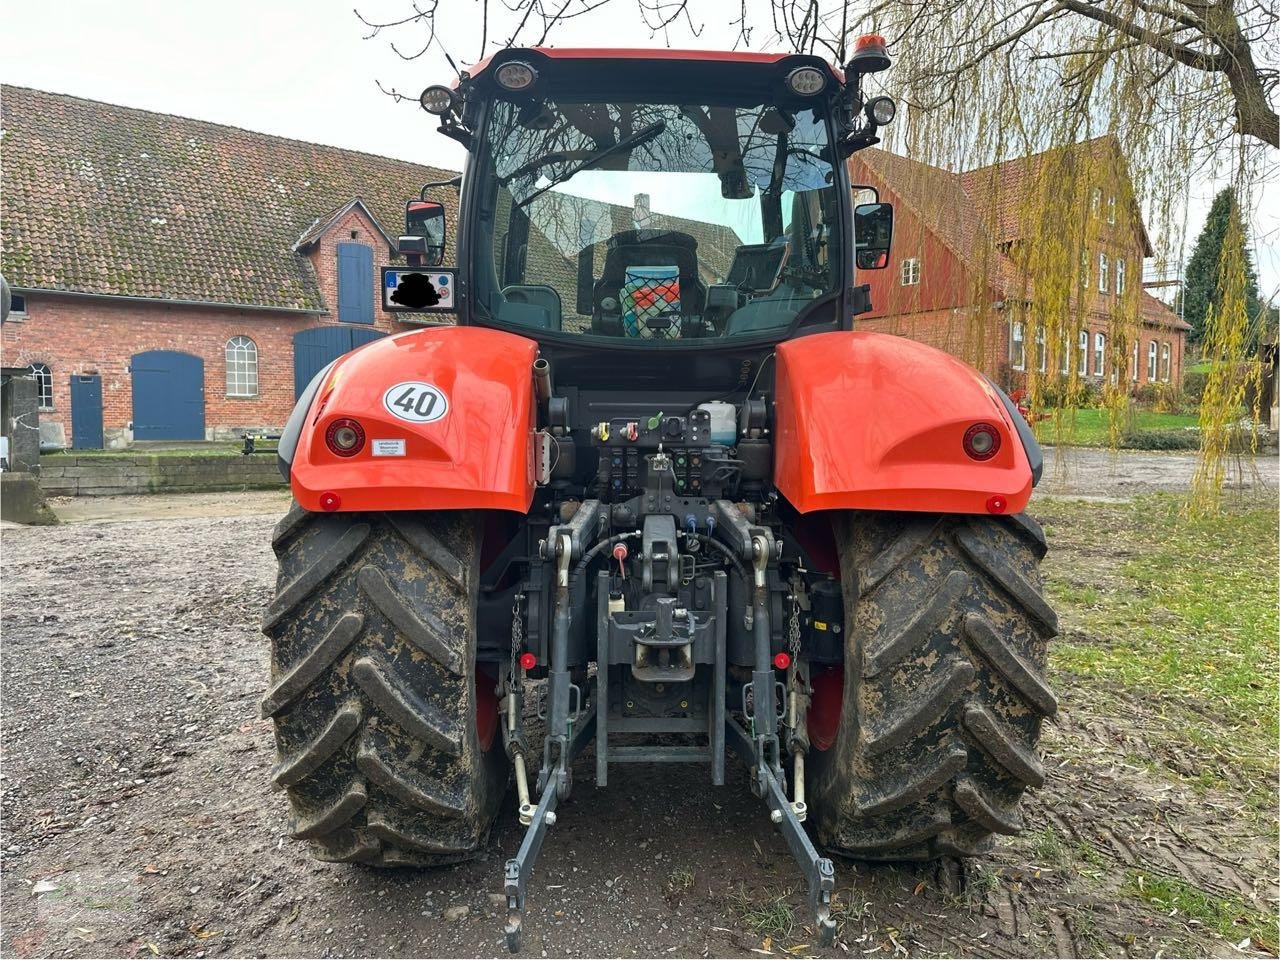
131 351 205 440
69 374 104 449
293 326 386 399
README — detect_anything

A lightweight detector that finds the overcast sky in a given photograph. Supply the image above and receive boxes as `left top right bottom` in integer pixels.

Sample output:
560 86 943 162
4 0 1276 294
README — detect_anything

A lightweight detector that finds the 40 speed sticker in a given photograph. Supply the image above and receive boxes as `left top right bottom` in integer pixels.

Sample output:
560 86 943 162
383 381 449 423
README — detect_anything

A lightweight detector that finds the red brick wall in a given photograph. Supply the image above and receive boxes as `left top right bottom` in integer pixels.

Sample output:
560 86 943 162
1 206 429 447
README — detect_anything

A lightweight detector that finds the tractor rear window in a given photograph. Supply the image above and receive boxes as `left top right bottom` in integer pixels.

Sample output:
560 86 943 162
471 97 841 342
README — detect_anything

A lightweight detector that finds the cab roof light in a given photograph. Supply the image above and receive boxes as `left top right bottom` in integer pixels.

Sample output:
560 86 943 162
785 66 828 97
495 60 538 92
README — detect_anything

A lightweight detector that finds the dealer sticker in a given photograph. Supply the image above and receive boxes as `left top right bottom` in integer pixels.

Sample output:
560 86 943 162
371 438 406 457
383 382 449 423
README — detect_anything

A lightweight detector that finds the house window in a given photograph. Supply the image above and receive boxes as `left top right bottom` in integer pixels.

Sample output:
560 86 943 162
1090 187 1102 218
29 362 53 409
1078 329 1088 375
1116 258 1126 295
1148 340 1158 381
8 293 28 318
1161 342 1172 382
1107 195 1117 224
1098 253 1109 294
1036 327 1047 373
1131 341 1139 381
1010 322 1026 371
1080 249 1090 289
1060 333 1071 374
336 241 374 324
1094 332 1106 378
900 257 921 286
225 336 259 397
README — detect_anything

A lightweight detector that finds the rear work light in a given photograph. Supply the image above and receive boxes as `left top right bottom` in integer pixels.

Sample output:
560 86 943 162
325 418 365 457
785 66 828 97
495 61 537 91
963 422 1001 461
419 84 457 115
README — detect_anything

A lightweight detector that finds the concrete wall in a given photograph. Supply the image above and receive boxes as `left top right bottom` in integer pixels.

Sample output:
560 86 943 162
39 454 287 497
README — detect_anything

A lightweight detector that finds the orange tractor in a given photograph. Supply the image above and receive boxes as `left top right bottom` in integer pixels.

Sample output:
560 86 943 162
265 39 1056 950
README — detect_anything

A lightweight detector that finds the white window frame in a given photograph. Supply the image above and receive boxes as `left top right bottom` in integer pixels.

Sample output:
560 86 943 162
225 336 259 398
1078 329 1089 376
1148 340 1158 381
900 257 920 286
1090 187 1102 218
8 293 29 319
1131 341 1139 381
1010 321 1026 371
1107 194 1117 224
1080 249 1090 289
1098 253 1109 294
29 362 53 409
1161 342 1172 382
1036 327 1047 373
1116 258 1126 295
1060 333 1071 374
1094 332 1106 379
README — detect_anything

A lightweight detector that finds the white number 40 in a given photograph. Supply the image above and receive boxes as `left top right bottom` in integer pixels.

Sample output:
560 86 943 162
382 381 449 423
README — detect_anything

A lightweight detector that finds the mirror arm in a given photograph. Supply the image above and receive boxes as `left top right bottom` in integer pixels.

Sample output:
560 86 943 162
420 175 463 200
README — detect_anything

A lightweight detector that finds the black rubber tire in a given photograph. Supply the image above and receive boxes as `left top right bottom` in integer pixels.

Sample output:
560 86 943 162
261 504 507 867
807 511 1058 860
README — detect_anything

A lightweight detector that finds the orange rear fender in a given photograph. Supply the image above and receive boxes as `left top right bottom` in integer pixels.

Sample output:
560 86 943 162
287 326 539 513
774 331 1034 515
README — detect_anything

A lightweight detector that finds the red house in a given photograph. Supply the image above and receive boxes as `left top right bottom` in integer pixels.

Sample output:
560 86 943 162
849 138 1189 392
1 86 457 449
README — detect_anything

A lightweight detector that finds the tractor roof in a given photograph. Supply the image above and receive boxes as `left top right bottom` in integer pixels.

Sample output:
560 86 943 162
467 47 844 83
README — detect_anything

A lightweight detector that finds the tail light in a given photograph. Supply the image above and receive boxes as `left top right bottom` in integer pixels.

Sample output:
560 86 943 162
962 422 1001 461
325 418 365 457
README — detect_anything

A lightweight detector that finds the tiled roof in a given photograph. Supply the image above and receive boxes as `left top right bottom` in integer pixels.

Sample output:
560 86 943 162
854 136 1159 303
1140 290 1192 331
1 85 456 311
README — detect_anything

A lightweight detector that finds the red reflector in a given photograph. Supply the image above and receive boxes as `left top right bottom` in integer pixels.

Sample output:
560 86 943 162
986 495 1008 514
325 417 365 457
963 422 1001 461
519 652 537 671
319 491 342 512
773 652 792 670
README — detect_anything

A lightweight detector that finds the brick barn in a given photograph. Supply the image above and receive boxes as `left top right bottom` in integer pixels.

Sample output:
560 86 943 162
849 137 1189 390
1 85 456 448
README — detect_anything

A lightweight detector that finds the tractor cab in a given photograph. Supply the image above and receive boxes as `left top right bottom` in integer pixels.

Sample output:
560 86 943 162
402 45 896 344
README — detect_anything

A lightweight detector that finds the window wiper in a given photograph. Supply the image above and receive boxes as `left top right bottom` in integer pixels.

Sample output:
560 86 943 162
517 121 667 208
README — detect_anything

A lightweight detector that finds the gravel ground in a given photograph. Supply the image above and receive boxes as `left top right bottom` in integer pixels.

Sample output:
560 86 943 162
1 452 1275 958
1036 446 1277 499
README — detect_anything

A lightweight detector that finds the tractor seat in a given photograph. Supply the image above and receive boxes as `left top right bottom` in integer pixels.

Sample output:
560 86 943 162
592 229 706 336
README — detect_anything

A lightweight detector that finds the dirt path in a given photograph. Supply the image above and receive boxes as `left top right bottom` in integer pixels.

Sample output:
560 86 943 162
1036 447 1277 499
1 476 1275 958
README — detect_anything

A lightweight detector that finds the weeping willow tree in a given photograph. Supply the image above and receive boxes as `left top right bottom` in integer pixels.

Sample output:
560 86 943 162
360 0 1277 510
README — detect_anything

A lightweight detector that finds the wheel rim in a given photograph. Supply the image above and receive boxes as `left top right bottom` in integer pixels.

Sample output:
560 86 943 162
807 665 843 751
475 667 500 751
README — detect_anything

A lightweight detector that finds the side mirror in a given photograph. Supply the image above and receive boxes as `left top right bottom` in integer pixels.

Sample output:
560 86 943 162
853 201 893 270
402 200 446 266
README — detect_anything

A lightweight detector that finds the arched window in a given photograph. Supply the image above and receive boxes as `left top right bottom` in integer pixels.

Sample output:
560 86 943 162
1161 342 1172 382
1036 327 1047 373
1147 341 1158 381
1094 332 1106 379
29 363 53 409
225 336 259 398
1078 329 1089 376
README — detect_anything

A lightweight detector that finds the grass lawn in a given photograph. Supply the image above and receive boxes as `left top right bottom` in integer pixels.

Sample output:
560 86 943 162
1036 493 1278 811
1038 407 1200 446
